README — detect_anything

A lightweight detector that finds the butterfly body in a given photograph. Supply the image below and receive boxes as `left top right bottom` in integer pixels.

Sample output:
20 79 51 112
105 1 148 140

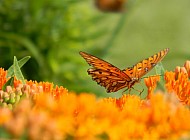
80 48 169 93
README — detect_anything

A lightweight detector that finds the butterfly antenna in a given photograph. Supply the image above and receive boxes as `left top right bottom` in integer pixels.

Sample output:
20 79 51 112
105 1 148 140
122 88 130 95
141 74 163 79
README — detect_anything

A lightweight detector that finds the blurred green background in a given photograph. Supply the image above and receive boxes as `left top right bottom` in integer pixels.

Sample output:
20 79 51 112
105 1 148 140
0 0 190 97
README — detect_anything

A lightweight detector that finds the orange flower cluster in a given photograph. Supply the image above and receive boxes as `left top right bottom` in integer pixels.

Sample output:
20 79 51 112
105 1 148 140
0 64 190 139
1 92 190 139
0 68 68 110
164 60 190 105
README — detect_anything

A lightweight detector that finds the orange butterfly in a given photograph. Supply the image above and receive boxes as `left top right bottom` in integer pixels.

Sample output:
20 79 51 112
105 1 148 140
79 48 169 93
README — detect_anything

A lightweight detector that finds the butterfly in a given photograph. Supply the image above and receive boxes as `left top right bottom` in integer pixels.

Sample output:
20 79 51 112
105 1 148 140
79 48 169 93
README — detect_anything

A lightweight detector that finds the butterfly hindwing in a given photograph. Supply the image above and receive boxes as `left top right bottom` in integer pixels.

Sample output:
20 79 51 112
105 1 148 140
88 68 132 92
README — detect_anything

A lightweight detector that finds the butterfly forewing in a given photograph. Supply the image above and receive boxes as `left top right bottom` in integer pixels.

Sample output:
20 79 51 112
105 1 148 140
79 51 132 92
80 51 119 72
123 48 169 79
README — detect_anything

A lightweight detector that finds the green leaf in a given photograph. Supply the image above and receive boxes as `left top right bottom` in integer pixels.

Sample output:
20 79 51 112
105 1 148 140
0 126 11 139
2 77 14 91
155 62 166 90
155 62 165 80
13 56 26 84
7 56 31 78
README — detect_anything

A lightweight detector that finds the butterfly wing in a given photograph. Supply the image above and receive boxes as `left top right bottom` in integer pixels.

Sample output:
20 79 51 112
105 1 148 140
79 51 132 92
123 48 169 79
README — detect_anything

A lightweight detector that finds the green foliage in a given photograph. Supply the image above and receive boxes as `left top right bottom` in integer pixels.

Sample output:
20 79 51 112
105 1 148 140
2 77 14 91
13 56 26 84
0 127 11 139
0 0 107 94
3 56 30 90
155 62 165 81
7 56 30 78
155 62 166 91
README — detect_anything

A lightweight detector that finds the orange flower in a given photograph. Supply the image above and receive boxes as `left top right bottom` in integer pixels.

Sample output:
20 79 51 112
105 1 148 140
38 81 54 94
184 60 190 77
164 60 190 105
144 75 160 99
14 77 22 88
0 68 7 90
0 108 11 125
104 94 144 110
4 99 31 137
25 81 68 99
52 86 68 100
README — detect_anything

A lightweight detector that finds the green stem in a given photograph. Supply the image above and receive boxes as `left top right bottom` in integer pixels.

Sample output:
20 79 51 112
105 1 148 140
102 13 128 57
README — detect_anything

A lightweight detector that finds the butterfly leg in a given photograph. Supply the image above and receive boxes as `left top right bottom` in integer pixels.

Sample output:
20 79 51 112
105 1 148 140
139 88 144 96
131 87 144 96
122 88 130 95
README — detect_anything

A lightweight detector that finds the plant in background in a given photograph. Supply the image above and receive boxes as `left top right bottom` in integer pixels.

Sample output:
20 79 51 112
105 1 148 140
0 0 108 94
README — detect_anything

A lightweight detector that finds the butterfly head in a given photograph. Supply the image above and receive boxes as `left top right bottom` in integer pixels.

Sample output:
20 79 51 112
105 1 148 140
130 77 140 86
131 77 139 82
